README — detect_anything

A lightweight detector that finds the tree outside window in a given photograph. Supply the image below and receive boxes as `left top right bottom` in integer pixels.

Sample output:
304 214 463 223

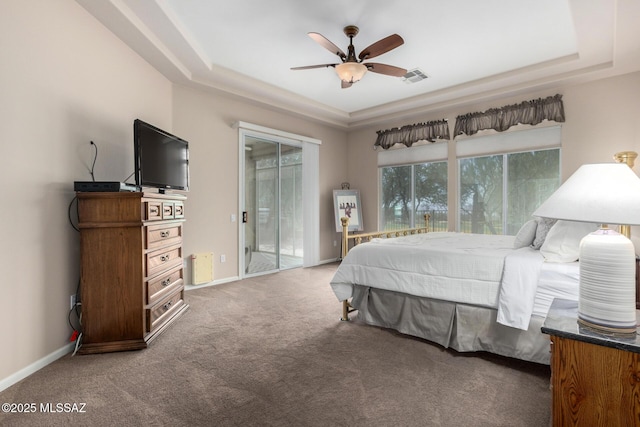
380 148 559 235
459 148 560 234
380 161 448 231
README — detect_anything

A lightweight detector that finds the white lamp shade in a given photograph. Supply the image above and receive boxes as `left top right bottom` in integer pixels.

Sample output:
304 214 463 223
335 62 367 83
533 163 640 225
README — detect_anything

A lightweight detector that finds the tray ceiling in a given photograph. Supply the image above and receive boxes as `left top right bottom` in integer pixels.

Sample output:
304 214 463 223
77 0 640 129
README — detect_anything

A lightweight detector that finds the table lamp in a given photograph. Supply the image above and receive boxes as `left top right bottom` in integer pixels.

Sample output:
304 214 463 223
533 163 640 334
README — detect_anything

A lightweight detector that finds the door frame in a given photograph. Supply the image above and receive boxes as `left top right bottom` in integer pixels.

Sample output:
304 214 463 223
235 121 320 279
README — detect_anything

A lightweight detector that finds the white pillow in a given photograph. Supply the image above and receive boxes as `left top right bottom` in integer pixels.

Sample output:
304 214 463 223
513 219 538 248
540 220 599 262
531 217 557 249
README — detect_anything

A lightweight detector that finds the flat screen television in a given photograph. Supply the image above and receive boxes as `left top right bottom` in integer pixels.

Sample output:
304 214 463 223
134 119 189 192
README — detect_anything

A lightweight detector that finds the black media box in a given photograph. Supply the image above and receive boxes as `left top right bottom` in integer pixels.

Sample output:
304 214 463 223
74 181 138 192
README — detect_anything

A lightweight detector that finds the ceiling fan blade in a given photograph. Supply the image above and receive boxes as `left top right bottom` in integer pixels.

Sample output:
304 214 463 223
308 32 347 60
365 63 407 77
291 64 338 70
341 80 352 89
358 34 404 60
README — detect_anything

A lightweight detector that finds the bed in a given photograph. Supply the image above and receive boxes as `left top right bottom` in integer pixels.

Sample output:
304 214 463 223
330 217 597 365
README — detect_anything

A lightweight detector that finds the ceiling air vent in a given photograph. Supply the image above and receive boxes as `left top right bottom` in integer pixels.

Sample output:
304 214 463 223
402 68 429 84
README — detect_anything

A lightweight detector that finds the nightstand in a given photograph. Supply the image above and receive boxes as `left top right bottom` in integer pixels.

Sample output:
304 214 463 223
541 298 640 426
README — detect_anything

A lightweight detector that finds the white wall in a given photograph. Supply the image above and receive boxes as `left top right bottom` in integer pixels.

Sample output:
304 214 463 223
346 72 640 233
0 0 173 387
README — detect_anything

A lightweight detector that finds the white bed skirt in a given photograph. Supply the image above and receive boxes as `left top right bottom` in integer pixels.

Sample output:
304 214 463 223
351 285 551 365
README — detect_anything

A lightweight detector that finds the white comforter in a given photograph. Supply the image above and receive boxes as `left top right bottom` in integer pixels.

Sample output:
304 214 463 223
330 232 549 330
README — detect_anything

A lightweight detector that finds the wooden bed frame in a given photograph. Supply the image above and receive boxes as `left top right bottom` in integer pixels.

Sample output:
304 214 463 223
339 214 430 321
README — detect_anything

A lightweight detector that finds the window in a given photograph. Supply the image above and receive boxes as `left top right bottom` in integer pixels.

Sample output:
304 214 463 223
459 148 560 234
459 155 503 234
380 161 448 231
378 126 561 235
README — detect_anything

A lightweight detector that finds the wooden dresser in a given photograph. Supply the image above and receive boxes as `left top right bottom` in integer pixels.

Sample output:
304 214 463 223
542 298 640 426
77 191 189 354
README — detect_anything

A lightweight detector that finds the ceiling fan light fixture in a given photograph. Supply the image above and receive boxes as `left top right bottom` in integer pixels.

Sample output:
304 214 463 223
335 62 367 83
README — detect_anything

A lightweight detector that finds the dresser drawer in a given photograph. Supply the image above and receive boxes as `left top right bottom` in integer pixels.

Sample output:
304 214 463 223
162 202 175 219
145 222 182 250
146 264 183 306
145 201 163 221
147 290 184 333
144 200 185 221
145 243 183 278
174 202 185 219
162 201 186 219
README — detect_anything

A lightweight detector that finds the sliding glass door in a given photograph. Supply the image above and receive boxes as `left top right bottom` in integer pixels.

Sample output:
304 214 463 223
243 136 303 275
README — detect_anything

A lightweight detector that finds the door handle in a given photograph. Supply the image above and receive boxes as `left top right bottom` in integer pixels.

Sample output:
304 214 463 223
242 211 248 223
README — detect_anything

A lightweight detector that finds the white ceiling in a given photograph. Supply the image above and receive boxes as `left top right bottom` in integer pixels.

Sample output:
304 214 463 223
77 0 640 130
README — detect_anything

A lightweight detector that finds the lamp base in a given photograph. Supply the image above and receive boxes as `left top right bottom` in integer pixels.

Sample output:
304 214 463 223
578 228 637 335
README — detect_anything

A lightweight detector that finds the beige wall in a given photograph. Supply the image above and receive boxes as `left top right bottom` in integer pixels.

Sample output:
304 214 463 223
0 0 348 389
347 72 640 232
0 1 173 385
3 0 640 395
172 85 348 281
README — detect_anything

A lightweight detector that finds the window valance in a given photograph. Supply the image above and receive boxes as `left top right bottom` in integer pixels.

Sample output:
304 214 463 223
453 94 565 137
375 120 450 150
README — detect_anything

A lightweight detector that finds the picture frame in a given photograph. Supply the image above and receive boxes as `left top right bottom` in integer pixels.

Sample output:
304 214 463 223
333 189 363 232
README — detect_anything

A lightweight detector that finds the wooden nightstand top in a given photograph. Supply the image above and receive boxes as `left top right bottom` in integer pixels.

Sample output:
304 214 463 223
541 298 640 354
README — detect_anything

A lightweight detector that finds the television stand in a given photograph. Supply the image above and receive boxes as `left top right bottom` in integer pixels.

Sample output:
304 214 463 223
77 191 188 354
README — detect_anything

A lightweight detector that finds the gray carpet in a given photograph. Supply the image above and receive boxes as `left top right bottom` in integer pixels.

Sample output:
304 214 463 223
0 263 551 426
246 251 303 274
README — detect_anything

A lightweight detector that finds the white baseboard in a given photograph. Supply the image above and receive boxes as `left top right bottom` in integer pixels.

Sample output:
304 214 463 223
184 259 339 292
2 260 339 392
0 342 74 393
184 275 240 291
318 258 340 265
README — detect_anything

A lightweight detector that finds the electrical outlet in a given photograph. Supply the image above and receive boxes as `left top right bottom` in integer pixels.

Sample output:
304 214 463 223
70 294 77 310
333 240 337 247
220 254 226 263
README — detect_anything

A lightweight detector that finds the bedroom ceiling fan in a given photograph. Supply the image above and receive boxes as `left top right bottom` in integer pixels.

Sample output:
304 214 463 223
291 25 407 89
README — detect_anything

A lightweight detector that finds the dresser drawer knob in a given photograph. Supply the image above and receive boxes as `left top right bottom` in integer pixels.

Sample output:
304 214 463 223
160 254 170 262
163 301 172 311
160 231 170 238
161 278 171 287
